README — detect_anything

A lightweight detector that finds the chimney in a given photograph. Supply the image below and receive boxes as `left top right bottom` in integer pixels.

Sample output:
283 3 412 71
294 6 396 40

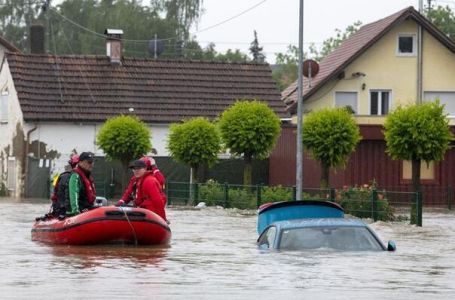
104 29 123 65
30 24 45 54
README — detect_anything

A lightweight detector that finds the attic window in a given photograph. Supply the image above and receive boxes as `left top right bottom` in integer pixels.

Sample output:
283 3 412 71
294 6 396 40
397 34 416 56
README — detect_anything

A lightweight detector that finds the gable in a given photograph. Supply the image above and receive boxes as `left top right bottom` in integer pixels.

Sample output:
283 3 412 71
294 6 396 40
284 6 455 114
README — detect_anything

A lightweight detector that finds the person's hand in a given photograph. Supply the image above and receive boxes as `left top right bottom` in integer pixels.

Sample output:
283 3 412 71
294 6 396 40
116 200 125 207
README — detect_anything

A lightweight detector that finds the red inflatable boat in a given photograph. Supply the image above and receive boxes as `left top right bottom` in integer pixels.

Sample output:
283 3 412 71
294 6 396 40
31 206 171 245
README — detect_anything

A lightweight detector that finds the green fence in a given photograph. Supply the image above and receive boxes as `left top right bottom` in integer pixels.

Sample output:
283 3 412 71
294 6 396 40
166 181 423 226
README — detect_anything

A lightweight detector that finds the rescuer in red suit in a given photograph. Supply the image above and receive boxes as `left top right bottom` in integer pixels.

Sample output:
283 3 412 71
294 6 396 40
117 160 167 221
118 156 166 205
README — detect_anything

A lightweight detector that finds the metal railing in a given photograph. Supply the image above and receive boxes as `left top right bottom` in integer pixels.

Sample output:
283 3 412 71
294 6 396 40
166 181 426 226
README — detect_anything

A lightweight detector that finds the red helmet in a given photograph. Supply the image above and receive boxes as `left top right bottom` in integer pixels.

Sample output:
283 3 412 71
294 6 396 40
140 156 152 169
68 154 80 167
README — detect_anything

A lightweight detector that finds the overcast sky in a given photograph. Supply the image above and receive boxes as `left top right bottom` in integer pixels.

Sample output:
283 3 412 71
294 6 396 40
190 0 441 63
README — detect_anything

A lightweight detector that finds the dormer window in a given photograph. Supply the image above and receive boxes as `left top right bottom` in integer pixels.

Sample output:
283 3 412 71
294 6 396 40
397 34 416 56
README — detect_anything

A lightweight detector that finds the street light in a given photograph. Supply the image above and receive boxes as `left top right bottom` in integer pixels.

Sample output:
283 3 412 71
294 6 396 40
296 0 304 200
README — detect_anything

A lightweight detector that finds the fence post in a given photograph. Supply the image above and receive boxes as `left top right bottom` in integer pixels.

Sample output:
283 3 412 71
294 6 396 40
371 188 378 221
417 191 423 227
448 186 453 210
224 182 229 208
256 184 262 208
292 186 297 201
193 183 199 205
330 188 336 202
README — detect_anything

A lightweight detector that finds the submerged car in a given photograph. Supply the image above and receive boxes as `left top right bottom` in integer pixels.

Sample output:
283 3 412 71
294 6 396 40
257 201 396 252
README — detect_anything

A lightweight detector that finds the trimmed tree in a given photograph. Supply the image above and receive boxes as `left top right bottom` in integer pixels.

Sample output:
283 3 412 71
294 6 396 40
167 117 221 183
384 101 453 193
219 100 281 186
302 108 361 188
96 115 151 189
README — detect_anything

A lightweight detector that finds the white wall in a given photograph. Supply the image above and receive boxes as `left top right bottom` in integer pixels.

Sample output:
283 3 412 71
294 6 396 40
25 122 171 176
0 60 25 197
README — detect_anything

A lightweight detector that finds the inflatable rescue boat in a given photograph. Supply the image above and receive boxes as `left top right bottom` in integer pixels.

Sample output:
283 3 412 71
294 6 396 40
31 206 171 245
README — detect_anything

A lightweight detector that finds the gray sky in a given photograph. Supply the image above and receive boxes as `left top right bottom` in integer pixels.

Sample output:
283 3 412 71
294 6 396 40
191 0 433 63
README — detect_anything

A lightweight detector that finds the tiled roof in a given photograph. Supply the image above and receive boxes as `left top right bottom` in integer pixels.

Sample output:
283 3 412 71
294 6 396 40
6 53 288 123
284 6 455 114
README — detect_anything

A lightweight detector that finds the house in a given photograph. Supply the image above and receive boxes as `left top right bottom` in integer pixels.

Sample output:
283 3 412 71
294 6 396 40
270 7 455 204
0 30 288 198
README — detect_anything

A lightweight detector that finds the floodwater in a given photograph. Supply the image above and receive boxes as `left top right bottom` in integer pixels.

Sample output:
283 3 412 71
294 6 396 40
0 199 454 300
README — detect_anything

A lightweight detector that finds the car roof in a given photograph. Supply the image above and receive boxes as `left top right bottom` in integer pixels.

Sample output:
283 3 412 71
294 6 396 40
272 218 368 230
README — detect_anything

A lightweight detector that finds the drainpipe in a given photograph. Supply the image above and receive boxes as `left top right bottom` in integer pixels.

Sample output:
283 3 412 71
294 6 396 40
23 124 37 198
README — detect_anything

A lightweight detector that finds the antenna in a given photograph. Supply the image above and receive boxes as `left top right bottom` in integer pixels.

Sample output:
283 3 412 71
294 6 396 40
148 35 164 59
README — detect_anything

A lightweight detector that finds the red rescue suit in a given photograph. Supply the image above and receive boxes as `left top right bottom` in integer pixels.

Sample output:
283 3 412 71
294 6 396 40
134 171 167 221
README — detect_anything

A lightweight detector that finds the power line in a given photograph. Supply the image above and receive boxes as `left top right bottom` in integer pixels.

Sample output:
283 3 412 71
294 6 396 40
49 1 270 44
193 0 268 34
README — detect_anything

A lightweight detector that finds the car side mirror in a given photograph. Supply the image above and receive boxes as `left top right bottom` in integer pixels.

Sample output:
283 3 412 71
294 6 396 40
387 240 396 251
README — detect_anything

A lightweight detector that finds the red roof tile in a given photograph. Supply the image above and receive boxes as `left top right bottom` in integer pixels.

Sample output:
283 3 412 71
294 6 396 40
7 54 288 122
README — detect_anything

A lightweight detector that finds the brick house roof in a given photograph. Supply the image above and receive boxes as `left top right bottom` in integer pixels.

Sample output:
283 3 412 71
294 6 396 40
6 53 288 123
283 6 455 114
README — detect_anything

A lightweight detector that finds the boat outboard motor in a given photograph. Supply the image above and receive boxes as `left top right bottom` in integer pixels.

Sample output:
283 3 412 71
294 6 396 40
94 196 108 207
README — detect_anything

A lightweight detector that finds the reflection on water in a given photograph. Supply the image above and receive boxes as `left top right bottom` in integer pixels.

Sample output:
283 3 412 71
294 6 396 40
0 198 454 299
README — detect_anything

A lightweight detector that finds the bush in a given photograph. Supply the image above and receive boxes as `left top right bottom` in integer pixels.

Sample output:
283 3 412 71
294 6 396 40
261 185 293 203
335 183 395 221
198 180 224 206
229 188 256 209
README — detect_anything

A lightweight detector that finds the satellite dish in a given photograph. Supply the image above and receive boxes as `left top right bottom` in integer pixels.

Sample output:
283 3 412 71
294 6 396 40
303 59 319 78
148 39 165 58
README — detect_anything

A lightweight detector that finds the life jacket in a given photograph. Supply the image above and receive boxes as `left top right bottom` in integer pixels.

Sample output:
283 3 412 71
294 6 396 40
71 167 96 208
50 171 72 216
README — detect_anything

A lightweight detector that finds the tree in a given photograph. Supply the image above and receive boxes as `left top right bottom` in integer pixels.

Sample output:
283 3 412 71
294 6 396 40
249 30 265 63
272 22 361 92
184 41 250 62
96 115 151 189
384 101 453 193
0 0 44 52
308 21 362 62
167 117 221 183
302 108 361 188
272 45 299 92
426 5 455 40
0 0 203 56
219 101 281 186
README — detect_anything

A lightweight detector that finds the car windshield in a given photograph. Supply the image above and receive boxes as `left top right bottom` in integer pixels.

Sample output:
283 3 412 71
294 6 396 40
279 226 384 251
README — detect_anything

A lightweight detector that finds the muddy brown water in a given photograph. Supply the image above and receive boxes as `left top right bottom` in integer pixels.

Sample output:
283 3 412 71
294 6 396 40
0 199 454 299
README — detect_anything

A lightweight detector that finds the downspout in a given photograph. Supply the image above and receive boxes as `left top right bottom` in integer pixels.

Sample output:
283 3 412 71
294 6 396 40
23 124 37 197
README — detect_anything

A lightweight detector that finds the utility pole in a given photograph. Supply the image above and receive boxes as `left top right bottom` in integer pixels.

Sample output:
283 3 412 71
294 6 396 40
296 0 304 200
417 0 423 104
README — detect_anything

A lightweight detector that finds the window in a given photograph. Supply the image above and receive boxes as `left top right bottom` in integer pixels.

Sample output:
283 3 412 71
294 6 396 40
335 92 358 114
397 34 416 56
370 91 390 115
258 226 276 249
423 92 455 116
0 91 8 123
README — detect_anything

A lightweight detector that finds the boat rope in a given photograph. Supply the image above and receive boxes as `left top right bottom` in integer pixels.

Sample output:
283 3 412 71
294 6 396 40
120 207 138 246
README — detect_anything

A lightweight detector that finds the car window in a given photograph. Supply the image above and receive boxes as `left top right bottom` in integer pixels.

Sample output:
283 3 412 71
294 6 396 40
258 226 277 249
279 226 383 251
